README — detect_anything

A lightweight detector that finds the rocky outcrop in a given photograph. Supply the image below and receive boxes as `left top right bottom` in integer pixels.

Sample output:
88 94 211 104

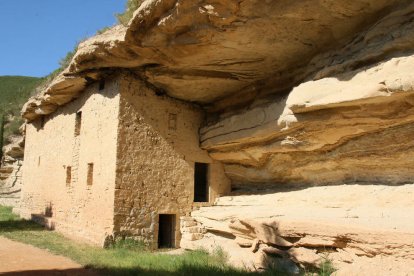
22 0 413 117
21 0 414 187
202 55 414 186
1 128 25 207
200 0 414 186
181 184 414 274
0 162 23 207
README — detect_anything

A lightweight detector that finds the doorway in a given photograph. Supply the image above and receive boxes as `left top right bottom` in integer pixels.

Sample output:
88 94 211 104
158 214 176 248
194 162 209 202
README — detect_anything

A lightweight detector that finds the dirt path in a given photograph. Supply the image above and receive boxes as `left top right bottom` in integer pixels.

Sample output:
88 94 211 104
0 237 97 275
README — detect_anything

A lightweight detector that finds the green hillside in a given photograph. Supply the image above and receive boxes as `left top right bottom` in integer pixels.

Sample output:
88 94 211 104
0 76 42 147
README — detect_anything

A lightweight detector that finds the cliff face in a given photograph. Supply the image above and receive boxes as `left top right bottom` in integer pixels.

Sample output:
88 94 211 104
203 56 414 186
0 135 24 207
22 0 414 186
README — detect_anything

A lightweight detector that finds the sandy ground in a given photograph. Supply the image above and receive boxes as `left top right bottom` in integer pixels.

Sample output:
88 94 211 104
0 237 96 275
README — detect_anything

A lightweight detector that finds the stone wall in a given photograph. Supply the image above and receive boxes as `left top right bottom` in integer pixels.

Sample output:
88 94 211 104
20 76 120 245
113 74 230 248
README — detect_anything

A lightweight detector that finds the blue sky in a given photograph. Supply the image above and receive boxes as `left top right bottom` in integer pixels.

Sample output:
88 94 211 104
0 0 126 77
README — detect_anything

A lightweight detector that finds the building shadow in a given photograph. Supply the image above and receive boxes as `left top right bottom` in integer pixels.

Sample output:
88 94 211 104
1 266 263 276
0 219 44 233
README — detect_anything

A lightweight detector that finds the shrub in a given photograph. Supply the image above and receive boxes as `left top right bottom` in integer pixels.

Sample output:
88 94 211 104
59 47 78 70
96 26 111 35
116 0 145 26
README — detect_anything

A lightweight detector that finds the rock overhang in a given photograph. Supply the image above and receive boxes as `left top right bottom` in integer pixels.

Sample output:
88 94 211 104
21 0 412 121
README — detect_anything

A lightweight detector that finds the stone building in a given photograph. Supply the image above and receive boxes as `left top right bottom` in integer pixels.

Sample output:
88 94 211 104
20 73 230 247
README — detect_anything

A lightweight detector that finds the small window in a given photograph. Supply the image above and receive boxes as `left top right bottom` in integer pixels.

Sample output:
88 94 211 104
168 113 177 130
194 163 209 202
66 166 72 186
87 163 94 186
74 111 82 136
40 116 46 128
99 79 105 91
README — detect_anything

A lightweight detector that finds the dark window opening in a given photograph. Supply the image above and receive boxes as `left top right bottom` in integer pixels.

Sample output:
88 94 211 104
99 79 105 91
194 162 209 202
45 202 53 217
158 214 176 248
40 116 46 128
87 163 94 186
66 166 72 186
74 111 82 136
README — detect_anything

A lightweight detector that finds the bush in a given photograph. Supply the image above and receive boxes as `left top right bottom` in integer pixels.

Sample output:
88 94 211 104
59 47 78 70
96 26 111 35
116 0 145 26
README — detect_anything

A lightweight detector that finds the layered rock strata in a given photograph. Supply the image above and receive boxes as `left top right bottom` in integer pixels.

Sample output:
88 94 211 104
202 55 414 186
21 0 414 187
22 0 413 119
181 184 414 274
0 136 24 207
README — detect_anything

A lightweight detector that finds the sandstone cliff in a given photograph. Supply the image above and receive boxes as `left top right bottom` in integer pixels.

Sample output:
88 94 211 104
22 0 414 187
0 134 24 207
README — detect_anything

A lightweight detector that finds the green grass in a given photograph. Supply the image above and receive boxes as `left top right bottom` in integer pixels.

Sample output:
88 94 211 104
315 258 336 276
0 206 335 275
0 206 252 275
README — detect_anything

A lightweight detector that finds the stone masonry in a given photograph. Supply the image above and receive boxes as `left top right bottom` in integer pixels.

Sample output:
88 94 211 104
20 72 230 246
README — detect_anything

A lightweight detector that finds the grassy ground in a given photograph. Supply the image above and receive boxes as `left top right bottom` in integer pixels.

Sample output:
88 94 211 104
0 206 334 275
0 206 254 275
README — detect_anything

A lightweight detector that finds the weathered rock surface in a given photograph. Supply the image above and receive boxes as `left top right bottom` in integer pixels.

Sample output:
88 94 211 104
1 130 25 207
22 0 413 117
21 0 414 187
0 162 23 207
202 55 414 186
182 184 414 274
